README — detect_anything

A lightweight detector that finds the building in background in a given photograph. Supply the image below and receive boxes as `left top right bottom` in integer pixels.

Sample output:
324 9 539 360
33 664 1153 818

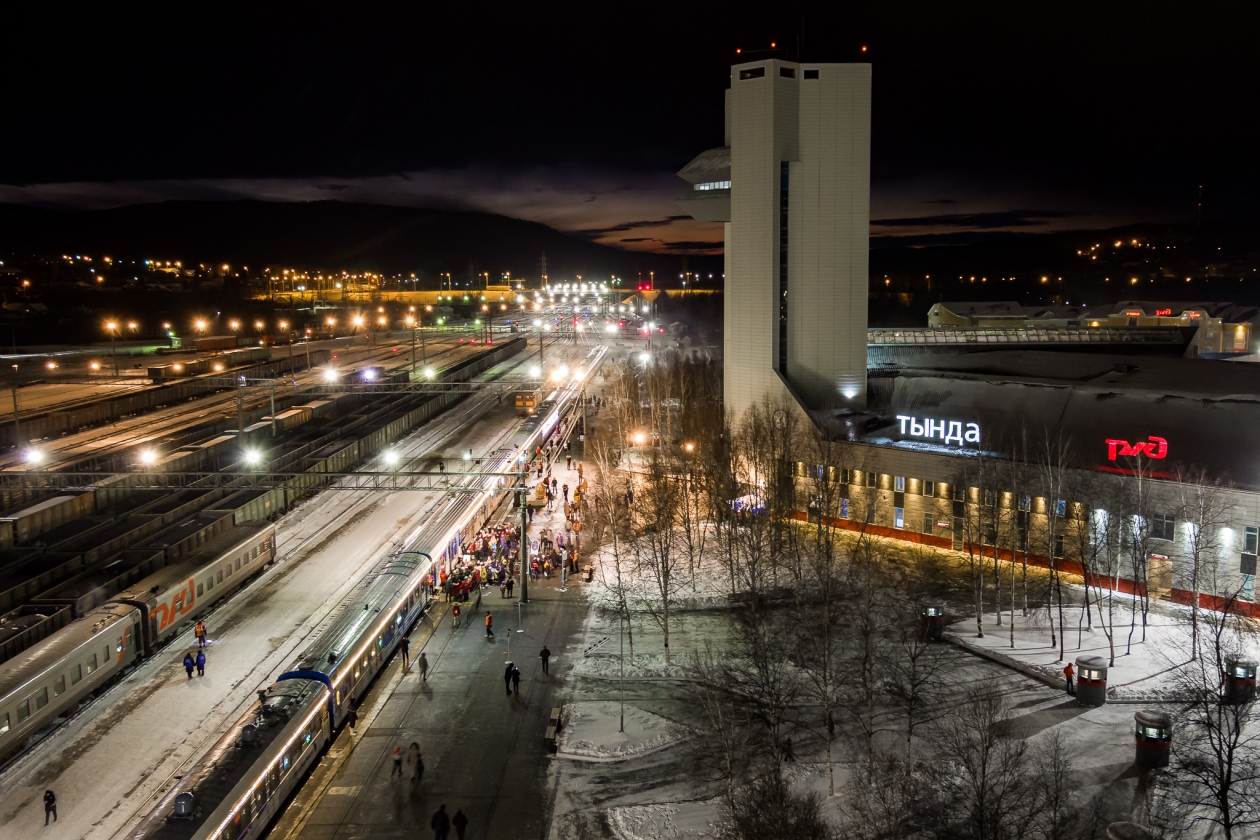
677 59 871 418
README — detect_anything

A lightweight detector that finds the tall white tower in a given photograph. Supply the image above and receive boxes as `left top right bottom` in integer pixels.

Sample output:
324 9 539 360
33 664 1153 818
677 59 871 420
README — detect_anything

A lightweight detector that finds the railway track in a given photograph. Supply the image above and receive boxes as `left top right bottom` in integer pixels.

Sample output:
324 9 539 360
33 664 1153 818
0 337 476 473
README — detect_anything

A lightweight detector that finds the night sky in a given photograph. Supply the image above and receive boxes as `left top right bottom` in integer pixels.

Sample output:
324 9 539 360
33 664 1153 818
3 3 1256 254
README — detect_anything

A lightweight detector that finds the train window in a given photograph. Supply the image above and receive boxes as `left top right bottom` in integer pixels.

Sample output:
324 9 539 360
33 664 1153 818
0 713 8 735
335 690 341 705
207 577 213 592
116 638 124 653
303 731 312 745
71 664 82 684
197 583 204 597
226 564 232 578
16 699 29 723
86 654 98 675
34 688 48 709
282 754 291 771
237 558 242 570
104 646 111 665
54 676 65 696
217 570 223 584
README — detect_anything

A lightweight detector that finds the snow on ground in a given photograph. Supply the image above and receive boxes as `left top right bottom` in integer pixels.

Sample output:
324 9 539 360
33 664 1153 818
608 799 720 840
557 701 680 761
945 604 1259 701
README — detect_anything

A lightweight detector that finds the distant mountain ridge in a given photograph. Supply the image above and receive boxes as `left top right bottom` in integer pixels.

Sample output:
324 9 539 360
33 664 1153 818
0 200 716 279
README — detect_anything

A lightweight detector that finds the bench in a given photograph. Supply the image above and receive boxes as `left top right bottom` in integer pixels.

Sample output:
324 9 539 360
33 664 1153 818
544 706 564 753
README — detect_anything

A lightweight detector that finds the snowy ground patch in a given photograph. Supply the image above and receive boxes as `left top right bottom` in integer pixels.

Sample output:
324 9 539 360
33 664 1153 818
557 701 681 762
944 605 1255 701
608 799 720 840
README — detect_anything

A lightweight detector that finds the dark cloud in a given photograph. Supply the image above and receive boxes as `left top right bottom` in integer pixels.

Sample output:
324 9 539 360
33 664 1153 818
574 215 692 237
871 209 1082 229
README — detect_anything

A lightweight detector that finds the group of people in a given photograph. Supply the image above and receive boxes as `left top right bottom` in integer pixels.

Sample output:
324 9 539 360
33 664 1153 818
182 619 210 678
437 523 523 604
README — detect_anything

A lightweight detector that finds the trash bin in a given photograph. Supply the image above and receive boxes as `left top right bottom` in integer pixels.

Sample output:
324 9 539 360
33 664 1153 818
1223 656 1257 704
1076 655 1108 706
1133 710 1172 770
919 599 946 641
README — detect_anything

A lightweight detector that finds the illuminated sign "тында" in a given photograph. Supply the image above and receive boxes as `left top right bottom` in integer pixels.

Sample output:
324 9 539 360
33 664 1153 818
896 415 981 446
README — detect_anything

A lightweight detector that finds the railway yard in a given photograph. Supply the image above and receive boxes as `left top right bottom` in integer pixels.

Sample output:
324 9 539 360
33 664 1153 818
0 320 604 839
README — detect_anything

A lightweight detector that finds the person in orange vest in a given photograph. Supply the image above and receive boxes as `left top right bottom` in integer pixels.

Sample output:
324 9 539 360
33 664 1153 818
485 611 494 638
1063 661 1075 696
194 620 207 648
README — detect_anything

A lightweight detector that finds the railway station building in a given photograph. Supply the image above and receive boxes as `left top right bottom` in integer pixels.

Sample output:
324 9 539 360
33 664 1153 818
677 59 1260 613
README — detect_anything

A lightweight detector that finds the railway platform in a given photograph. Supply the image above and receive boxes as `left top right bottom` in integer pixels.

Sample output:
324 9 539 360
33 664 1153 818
270 460 593 840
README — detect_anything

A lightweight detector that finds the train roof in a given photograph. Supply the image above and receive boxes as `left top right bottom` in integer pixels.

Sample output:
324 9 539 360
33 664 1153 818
287 549 428 679
112 522 274 607
124 679 323 840
0 602 135 699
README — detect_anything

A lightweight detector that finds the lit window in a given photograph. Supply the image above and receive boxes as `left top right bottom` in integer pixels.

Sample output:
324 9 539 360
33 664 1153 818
895 476 905 492
894 508 905 529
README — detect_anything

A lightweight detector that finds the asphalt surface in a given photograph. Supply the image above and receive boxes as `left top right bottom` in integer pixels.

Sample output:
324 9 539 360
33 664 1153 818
271 571 587 840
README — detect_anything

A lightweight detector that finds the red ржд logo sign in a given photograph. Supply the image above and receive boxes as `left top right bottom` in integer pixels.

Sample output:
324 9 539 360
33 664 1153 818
1106 436 1167 460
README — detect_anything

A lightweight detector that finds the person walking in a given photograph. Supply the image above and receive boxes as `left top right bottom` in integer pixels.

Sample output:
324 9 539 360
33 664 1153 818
195 650 206 677
183 652 195 679
452 808 469 840
539 645 551 674
408 742 424 782
419 652 429 682
1063 661 1076 696
504 662 515 696
562 483 569 503
346 698 359 729
485 611 493 638
431 804 451 840
452 603 461 629
400 635 410 671
43 790 56 825
506 577 515 598
194 620 207 648
391 745 404 778
510 665 521 696
566 454 572 470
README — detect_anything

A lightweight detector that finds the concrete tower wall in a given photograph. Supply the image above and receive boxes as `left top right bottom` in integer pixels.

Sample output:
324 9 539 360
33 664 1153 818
723 59 871 420
788 64 871 408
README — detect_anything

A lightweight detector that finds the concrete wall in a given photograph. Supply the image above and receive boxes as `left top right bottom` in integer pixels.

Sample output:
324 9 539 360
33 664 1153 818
726 59 871 419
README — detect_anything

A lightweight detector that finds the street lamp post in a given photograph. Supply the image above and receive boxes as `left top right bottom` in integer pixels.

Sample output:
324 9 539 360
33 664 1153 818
106 321 119 375
279 321 293 372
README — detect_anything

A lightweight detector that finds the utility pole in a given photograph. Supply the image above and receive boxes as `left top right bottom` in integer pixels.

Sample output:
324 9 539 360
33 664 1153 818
304 332 312 372
10 364 19 445
269 383 277 437
236 375 246 437
519 466 529 604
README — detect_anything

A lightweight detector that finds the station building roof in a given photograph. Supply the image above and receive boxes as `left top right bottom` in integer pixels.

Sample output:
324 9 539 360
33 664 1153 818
861 350 1260 488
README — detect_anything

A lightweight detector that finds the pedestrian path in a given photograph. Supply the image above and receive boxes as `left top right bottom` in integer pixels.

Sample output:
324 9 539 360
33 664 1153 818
270 459 594 839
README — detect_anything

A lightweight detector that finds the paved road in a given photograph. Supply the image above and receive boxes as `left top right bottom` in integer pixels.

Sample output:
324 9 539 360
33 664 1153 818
272 504 589 840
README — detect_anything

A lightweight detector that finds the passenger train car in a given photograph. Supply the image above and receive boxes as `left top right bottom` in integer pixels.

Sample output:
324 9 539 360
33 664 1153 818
125 346 606 840
0 523 276 762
